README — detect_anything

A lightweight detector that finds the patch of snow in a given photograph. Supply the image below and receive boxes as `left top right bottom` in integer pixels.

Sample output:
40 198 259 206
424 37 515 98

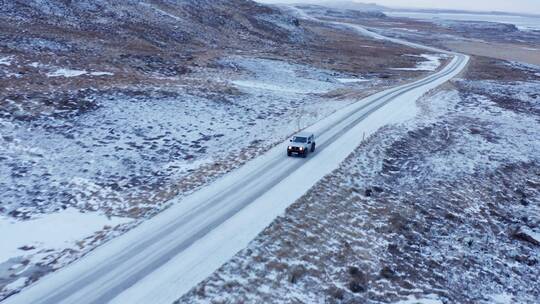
0 208 132 264
4 72 22 79
227 57 339 95
395 294 443 304
46 68 87 77
232 80 314 94
0 56 13 66
283 5 318 22
393 54 446 71
490 293 514 304
385 11 540 31
391 27 419 32
519 227 540 244
28 62 46 68
415 87 540 177
3 277 27 291
503 61 540 72
139 2 182 22
336 77 370 83
89 71 114 76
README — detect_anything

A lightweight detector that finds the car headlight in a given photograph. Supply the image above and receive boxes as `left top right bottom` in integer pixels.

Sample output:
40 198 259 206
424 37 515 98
299 147 304 150
288 146 292 150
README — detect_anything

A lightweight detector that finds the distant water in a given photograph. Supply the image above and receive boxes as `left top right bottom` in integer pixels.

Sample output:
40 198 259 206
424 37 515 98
385 11 540 31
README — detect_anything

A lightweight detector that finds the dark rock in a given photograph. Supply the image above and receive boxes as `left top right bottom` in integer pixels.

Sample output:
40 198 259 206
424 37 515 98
327 286 344 300
288 264 306 284
348 266 368 283
512 227 540 246
387 243 400 255
348 280 366 293
380 266 396 280
515 255 538 266
18 245 36 251
470 127 481 134
444 212 457 221
348 266 361 277
364 189 373 197
373 186 384 193
389 214 409 232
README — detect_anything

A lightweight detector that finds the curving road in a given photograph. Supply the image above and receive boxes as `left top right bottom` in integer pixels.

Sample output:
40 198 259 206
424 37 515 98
4 17 470 304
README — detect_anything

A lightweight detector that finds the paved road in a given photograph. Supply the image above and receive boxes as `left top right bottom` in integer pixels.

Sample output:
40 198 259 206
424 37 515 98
4 20 469 304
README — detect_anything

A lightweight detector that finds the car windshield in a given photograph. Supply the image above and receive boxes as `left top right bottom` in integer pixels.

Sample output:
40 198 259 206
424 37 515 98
293 136 308 143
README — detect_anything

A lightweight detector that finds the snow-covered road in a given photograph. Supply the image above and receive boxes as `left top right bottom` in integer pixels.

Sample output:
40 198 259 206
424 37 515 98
4 17 469 304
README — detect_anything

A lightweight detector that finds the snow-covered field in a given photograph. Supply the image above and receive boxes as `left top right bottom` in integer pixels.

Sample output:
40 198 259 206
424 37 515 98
178 61 540 303
2 52 468 304
0 55 366 299
0 209 131 299
0 209 130 266
385 11 540 31
0 57 13 66
392 54 447 71
0 1 440 301
45 69 114 77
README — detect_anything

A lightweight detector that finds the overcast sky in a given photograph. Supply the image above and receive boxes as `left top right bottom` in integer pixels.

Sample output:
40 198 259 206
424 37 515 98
257 0 540 14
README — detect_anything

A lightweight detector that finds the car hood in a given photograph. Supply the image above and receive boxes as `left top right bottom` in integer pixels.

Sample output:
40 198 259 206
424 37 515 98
288 143 308 148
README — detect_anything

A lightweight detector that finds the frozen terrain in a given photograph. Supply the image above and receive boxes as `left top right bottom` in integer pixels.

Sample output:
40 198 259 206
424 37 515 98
385 11 540 31
178 55 540 304
391 54 446 71
0 55 362 300
0 209 132 299
4 1 537 303
2 50 468 304
0 0 437 299
0 3 470 299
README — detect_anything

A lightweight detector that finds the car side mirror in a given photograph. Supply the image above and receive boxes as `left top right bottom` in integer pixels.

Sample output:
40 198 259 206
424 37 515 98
308 141 312 144
290 139 292 142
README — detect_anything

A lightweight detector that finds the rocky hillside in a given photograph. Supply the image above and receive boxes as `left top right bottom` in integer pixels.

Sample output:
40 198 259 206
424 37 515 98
294 4 387 20
0 0 308 121
0 0 305 80
1 0 303 49
0 1 444 300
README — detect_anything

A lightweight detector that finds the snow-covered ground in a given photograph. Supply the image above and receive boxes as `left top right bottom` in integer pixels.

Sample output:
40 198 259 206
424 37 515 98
385 11 540 31
337 78 370 83
225 57 343 94
1 56 356 217
46 69 87 77
1 50 468 304
0 2 437 301
0 56 13 66
0 56 362 299
392 54 447 71
0 209 132 298
178 59 540 304
0 208 131 265
45 68 114 77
